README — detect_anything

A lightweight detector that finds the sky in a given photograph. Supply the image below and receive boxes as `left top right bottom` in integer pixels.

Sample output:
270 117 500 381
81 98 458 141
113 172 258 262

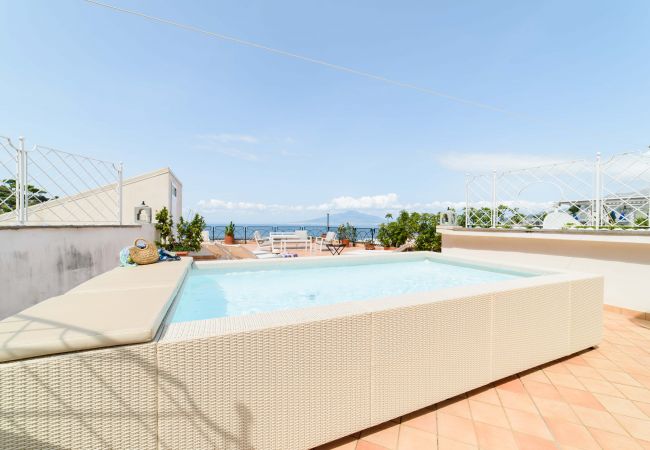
1 0 649 223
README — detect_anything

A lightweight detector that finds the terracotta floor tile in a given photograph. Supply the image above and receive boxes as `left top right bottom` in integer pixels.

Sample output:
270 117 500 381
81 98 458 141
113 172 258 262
497 389 539 414
473 422 518 450
436 436 477 450
589 428 644 450
495 377 526 394
566 355 590 366
615 384 650 403
532 396 580 423
578 377 625 397
512 431 558 450
633 374 650 390
396 425 437 450
437 412 477 446
556 386 605 410
521 369 551 384
504 407 553 440
356 440 391 450
634 400 650 417
545 418 600 450
566 363 604 380
584 356 620 371
546 371 586 390
437 396 472 419
599 369 645 387
544 362 572 374
401 408 437 434
312 434 359 450
467 386 500 406
594 393 648 419
468 400 510 429
615 414 650 442
572 404 627 435
524 381 563 401
360 422 400 449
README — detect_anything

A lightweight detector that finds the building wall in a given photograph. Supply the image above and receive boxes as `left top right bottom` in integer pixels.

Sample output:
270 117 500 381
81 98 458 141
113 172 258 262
0 224 155 319
0 167 182 226
440 229 650 313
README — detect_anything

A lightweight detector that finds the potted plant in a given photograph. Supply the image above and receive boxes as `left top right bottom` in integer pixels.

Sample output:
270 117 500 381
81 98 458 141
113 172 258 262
364 240 376 250
155 208 206 256
337 224 349 247
172 214 206 256
224 221 236 245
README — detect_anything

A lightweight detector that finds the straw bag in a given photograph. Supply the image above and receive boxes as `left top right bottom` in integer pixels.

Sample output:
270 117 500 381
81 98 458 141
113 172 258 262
129 238 159 265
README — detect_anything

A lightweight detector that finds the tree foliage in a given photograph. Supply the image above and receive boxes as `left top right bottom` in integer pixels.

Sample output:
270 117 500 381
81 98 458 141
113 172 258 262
376 211 441 251
0 179 54 213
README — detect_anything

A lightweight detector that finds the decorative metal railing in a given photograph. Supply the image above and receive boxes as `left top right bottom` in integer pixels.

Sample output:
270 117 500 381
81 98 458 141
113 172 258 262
203 225 380 243
463 150 650 229
0 135 123 225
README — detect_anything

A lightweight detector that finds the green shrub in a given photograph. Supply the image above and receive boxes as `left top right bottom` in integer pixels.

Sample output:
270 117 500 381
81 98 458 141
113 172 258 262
377 211 441 251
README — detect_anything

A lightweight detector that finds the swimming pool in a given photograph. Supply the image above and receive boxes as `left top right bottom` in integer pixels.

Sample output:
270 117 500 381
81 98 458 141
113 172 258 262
157 252 602 450
169 256 533 323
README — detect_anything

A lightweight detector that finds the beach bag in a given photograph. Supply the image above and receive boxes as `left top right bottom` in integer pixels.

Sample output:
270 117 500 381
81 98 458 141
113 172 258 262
129 238 159 265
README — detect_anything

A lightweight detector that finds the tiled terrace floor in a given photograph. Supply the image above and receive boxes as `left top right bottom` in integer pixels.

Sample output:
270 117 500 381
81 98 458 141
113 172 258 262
314 311 650 450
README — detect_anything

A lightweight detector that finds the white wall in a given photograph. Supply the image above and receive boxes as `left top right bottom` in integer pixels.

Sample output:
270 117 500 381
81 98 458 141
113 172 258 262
0 167 182 226
0 224 155 319
440 229 650 313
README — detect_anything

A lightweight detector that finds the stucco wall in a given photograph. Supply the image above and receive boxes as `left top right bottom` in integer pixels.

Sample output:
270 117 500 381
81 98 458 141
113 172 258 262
0 167 182 226
440 229 650 313
0 224 155 319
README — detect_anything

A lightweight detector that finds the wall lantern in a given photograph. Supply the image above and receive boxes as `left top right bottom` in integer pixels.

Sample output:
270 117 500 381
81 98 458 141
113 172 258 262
134 201 152 223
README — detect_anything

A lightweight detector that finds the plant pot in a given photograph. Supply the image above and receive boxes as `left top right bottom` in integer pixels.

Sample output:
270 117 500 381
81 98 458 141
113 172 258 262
341 239 350 247
383 246 395 251
175 251 189 256
364 243 376 250
224 235 235 245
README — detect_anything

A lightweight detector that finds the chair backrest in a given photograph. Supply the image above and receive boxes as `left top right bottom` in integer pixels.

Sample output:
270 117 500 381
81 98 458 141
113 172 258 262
325 231 336 241
294 230 308 239
201 230 211 242
253 230 262 241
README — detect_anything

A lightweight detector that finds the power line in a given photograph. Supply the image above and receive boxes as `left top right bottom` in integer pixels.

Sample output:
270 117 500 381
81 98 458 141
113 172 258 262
83 0 525 117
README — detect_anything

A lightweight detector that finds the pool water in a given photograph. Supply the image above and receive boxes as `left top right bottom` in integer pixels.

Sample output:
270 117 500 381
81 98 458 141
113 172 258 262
169 258 532 323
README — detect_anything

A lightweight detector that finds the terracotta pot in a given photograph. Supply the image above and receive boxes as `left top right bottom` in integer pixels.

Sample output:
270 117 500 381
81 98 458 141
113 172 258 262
383 246 395 251
364 243 376 250
175 251 189 256
224 235 235 245
341 239 350 247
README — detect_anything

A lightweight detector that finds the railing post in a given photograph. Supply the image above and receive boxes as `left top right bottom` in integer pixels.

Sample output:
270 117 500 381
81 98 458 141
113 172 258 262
117 161 123 225
491 170 497 228
244 226 247 243
595 152 601 229
16 137 26 225
465 173 470 228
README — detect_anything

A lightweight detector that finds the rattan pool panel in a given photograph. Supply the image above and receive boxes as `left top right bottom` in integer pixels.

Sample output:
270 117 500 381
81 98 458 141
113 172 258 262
0 343 157 450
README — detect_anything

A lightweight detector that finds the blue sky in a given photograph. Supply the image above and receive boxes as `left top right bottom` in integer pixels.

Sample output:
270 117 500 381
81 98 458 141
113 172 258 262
1 0 649 223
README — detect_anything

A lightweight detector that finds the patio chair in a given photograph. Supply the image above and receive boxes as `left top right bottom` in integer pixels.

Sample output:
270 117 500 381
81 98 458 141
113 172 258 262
315 231 337 251
253 230 272 249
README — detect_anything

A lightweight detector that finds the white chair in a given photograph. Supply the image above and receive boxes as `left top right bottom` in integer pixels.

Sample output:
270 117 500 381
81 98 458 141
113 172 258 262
201 230 212 243
315 231 337 251
253 230 271 249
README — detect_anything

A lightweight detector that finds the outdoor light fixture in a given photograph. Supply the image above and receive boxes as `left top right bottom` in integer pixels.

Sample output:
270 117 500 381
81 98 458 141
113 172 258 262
134 201 152 223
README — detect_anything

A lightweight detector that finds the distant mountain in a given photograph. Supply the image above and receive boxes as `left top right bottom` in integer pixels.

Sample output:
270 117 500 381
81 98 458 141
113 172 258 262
299 210 385 226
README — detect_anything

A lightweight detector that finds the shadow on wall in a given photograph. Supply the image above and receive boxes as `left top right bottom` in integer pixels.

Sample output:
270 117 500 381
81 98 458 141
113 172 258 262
0 314 253 450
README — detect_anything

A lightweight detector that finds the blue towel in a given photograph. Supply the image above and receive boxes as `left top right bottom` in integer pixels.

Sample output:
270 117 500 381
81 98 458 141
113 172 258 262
119 247 136 267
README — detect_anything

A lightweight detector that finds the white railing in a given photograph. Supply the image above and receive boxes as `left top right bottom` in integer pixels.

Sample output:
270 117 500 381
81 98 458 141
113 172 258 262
0 135 123 225
463 150 650 230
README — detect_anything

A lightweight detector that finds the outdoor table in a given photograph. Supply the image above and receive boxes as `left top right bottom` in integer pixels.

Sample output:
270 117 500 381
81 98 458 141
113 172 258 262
325 243 346 255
